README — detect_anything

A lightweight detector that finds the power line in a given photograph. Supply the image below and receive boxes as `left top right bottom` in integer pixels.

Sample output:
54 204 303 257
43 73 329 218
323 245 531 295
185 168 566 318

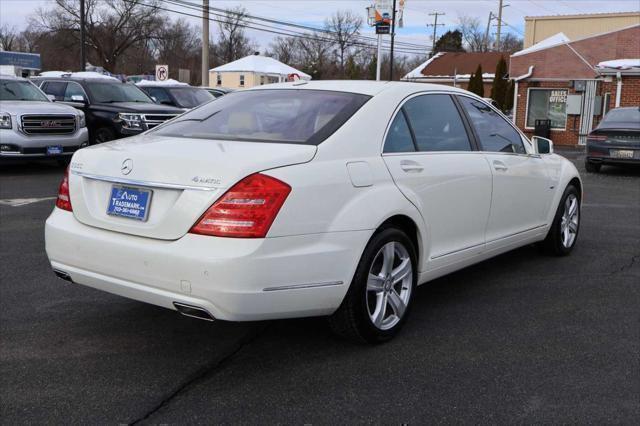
165 0 428 50
124 0 426 55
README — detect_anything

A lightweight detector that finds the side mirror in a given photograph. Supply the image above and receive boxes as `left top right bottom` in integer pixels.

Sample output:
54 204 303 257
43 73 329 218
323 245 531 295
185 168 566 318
150 96 158 102
71 95 87 103
532 136 553 155
46 94 56 102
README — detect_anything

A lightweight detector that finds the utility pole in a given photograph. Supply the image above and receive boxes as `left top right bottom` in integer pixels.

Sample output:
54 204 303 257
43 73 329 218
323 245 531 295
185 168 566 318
80 0 86 71
202 0 210 86
426 12 445 56
389 0 397 81
484 11 494 52
495 0 506 51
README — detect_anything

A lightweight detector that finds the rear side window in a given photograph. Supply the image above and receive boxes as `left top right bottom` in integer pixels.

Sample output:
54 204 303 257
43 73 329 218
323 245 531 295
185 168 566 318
42 81 67 101
145 87 173 105
384 111 416 153
64 82 86 102
458 96 526 154
154 89 370 145
402 94 472 152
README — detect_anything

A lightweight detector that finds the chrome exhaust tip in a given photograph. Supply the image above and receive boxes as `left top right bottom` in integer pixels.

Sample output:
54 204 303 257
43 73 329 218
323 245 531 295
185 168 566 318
173 302 215 322
53 269 73 282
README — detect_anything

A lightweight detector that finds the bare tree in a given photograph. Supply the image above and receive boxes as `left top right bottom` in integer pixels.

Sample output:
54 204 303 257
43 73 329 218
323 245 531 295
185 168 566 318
214 7 255 64
457 15 491 52
500 33 524 53
267 36 300 66
32 0 163 71
297 32 333 79
0 24 19 51
324 10 363 76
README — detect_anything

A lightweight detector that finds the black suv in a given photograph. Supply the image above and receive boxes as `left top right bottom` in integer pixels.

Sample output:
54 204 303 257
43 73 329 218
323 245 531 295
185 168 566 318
33 76 183 143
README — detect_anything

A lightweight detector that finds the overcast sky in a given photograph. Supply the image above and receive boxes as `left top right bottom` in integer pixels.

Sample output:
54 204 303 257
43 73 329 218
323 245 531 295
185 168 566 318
1 0 638 54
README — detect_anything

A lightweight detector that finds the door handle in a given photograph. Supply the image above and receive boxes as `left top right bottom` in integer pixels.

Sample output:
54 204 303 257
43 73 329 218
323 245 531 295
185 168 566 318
400 160 424 173
492 160 508 172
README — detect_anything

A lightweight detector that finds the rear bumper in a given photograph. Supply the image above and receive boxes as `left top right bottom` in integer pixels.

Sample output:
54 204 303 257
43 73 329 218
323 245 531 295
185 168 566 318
586 141 640 165
45 208 371 321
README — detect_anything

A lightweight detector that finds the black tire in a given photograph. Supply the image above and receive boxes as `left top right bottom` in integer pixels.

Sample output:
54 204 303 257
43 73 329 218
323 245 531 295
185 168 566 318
329 226 418 344
585 161 601 173
93 127 116 144
540 184 581 256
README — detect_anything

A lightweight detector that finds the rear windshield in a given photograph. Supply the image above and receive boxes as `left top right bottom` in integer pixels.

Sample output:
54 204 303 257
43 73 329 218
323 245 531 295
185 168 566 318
168 87 214 108
600 108 640 129
153 89 371 145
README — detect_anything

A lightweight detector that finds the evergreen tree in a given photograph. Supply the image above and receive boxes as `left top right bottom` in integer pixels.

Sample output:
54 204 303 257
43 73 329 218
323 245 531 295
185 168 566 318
467 64 484 97
432 30 465 56
504 79 515 112
490 56 508 110
367 57 377 80
345 55 360 80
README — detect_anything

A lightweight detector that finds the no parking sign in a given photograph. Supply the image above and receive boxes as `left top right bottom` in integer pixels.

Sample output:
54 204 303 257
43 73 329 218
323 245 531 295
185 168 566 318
155 65 169 81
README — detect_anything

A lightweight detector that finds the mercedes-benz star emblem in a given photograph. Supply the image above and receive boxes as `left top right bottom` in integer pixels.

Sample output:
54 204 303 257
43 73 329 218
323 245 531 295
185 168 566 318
121 159 133 175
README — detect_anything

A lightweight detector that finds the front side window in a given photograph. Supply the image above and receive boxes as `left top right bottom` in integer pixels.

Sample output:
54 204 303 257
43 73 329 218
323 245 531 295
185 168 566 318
154 89 370 145
383 111 415 153
0 80 50 102
526 89 568 129
86 82 153 103
403 94 472 152
458 96 526 154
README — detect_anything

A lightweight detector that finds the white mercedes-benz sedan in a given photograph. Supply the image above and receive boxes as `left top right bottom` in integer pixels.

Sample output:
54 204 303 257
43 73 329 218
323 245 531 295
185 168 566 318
45 81 582 343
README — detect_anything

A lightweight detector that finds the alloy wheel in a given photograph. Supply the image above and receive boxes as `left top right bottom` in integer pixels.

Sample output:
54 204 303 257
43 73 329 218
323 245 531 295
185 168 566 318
366 241 413 330
560 194 579 248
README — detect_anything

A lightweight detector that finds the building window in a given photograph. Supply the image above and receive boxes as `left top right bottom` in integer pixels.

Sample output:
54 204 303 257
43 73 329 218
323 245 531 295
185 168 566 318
216 73 221 86
239 75 245 87
603 93 611 116
526 88 568 129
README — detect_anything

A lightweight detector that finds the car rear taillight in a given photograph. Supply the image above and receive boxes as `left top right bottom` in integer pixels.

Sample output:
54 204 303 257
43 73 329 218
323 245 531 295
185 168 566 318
55 166 73 211
190 173 291 238
587 134 608 142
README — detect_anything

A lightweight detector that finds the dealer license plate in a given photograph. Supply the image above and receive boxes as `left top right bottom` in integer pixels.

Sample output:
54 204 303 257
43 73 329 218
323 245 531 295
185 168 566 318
106 185 152 221
610 149 634 159
46 145 63 155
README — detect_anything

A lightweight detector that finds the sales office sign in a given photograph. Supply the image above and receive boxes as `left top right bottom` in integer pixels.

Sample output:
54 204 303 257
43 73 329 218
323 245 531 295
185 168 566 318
549 90 568 104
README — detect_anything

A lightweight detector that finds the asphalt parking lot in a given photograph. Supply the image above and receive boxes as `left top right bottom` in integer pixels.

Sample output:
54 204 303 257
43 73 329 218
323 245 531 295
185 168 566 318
1 152 639 424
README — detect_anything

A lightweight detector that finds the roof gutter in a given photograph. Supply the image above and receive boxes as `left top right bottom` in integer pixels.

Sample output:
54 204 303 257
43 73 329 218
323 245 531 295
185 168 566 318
512 66 534 125
514 66 534 81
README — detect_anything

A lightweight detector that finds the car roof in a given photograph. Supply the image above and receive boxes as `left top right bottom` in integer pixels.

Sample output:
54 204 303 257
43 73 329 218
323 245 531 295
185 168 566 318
245 80 473 97
31 76 126 83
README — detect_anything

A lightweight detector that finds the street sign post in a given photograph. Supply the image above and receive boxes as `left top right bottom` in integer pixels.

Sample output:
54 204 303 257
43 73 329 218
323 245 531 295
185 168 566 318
155 65 169 81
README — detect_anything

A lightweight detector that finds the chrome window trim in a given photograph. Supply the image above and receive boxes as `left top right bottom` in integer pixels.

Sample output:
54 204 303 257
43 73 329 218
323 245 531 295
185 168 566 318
262 281 344 292
71 170 219 191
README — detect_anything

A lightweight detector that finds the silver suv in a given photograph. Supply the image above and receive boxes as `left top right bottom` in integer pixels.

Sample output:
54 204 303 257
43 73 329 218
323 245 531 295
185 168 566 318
0 74 89 161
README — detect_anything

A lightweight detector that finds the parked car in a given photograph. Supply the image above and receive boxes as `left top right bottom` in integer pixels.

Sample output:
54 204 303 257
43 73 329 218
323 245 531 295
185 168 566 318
0 74 88 163
136 80 215 110
45 81 582 343
585 106 640 172
33 75 183 143
204 87 234 98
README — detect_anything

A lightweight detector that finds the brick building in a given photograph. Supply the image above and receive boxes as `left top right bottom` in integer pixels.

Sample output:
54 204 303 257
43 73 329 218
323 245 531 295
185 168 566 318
510 24 640 146
402 52 506 97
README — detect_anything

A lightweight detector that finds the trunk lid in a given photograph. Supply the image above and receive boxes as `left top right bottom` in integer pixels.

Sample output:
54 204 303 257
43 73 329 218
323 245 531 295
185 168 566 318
68 134 316 240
